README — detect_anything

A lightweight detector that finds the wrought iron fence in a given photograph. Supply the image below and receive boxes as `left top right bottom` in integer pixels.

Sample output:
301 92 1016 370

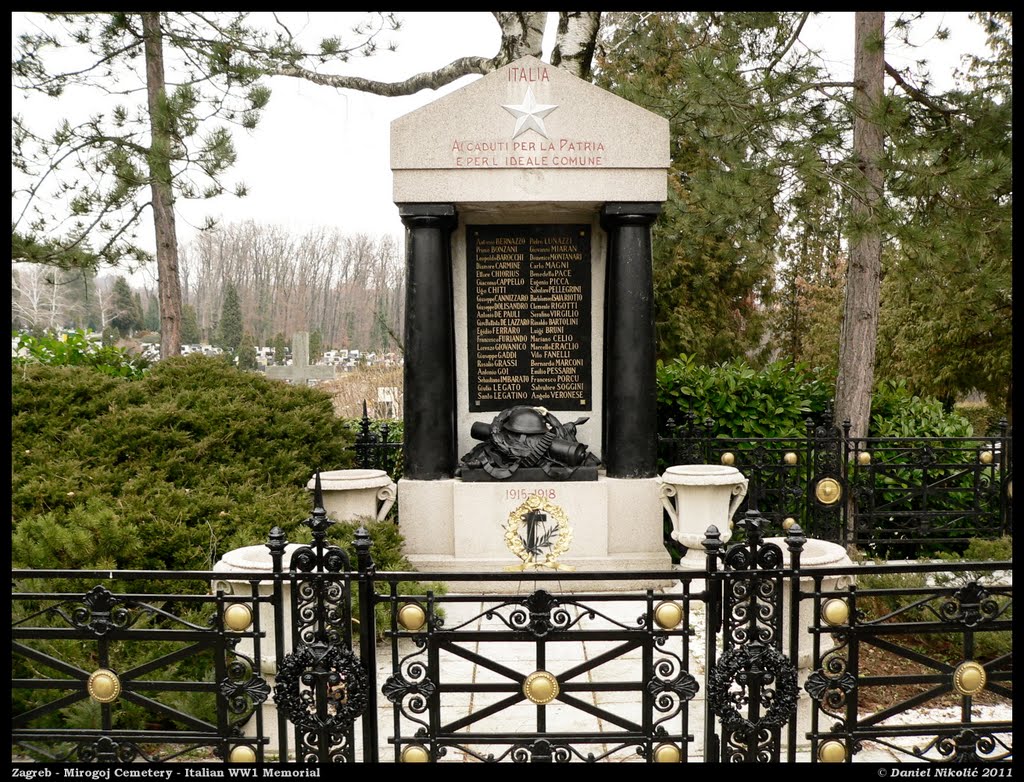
11 490 1013 764
658 412 1012 555
351 402 403 481
349 407 1012 556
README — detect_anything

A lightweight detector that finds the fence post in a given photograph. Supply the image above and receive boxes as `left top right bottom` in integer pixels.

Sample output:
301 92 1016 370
354 524 379 763
266 526 289 763
841 418 853 550
998 418 1010 536
355 400 376 469
785 523 807 762
702 524 723 762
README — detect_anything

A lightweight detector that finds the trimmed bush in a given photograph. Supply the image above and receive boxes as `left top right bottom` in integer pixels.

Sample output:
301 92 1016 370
656 355 833 438
12 355 355 572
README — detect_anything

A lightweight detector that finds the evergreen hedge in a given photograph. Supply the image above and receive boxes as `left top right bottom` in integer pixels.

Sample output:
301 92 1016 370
11 355 356 572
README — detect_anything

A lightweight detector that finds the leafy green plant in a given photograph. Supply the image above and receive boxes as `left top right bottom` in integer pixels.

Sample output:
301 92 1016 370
12 355 356 574
656 354 832 438
855 539 1011 661
869 380 972 438
13 329 149 379
953 402 1004 437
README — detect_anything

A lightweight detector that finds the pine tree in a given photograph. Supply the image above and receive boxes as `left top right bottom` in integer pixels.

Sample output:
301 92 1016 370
273 332 287 367
144 295 160 332
596 13 848 363
132 291 145 334
217 284 243 353
309 330 323 363
237 332 258 371
181 303 201 345
110 276 137 338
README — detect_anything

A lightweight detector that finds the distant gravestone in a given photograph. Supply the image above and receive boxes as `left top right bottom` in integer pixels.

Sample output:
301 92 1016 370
266 332 336 386
377 386 400 418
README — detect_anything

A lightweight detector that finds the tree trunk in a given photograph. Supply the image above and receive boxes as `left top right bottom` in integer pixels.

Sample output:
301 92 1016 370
551 12 602 79
142 11 183 360
835 12 884 441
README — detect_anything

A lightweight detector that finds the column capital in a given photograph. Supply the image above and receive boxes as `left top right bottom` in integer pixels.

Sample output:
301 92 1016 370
399 203 457 229
600 202 661 229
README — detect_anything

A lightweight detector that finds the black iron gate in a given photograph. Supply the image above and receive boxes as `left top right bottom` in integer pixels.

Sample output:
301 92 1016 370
11 483 1013 764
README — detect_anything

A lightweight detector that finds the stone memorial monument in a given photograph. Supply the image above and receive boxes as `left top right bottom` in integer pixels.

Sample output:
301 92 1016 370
391 55 671 579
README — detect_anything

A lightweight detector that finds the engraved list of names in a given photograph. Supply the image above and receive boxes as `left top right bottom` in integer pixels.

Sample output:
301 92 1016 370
468 224 591 411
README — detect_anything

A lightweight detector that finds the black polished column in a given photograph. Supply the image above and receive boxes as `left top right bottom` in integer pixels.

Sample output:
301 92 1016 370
399 204 458 479
600 203 661 478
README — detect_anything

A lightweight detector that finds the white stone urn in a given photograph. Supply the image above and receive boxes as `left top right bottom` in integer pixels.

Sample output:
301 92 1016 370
212 543 303 756
307 468 397 524
659 464 748 568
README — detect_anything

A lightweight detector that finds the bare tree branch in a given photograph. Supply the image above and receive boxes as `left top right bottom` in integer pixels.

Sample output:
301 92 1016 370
884 60 955 117
272 55 496 96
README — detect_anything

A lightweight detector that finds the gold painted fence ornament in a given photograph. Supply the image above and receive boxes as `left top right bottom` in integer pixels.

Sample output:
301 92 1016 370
522 670 560 704
229 746 257 763
654 601 683 630
401 744 430 763
815 477 842 505
818 740 846 763
953 661 987 696
87 669 121 704
504 495 574 571
653 743 681 763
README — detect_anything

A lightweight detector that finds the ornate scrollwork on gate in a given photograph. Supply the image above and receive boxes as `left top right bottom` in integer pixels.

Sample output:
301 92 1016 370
274 641 368 733
719 514 785 648
931 729 1008 763
382 641 436 727
510 739 572 763
75 736 140 763
499 589 575 638
804 652 856 711
939 582 1003 627
219 642 271 727
646 646 699 733
708 641 799 761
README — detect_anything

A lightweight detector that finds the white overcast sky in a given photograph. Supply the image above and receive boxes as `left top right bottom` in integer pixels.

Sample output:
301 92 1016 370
11 12 990 289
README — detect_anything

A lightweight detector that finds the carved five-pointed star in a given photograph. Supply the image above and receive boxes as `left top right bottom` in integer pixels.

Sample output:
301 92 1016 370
502 86 558 139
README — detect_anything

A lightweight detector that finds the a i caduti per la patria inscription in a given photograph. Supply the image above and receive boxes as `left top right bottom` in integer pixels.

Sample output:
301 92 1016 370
467 224 591 411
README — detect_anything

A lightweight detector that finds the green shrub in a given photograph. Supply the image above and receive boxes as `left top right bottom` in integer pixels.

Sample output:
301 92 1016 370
869 380 972 438
13 329 148 379
856 540 1012 662
12 355 355 572
330 516 446 640
10 358 446 737
953 402 1004 437
656 354 833 438
344 416 404 482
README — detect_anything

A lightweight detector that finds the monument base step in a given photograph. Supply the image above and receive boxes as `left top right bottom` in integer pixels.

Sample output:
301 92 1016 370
406 553 675 593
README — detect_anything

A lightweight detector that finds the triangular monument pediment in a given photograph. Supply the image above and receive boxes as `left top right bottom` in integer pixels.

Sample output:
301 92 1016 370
391 56 669 203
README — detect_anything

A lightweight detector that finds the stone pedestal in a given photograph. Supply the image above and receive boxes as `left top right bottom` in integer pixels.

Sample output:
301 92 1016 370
398 474 672 592
765 537 854 670
307 469 396 524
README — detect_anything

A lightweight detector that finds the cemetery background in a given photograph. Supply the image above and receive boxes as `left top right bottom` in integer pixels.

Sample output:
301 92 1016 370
12 12 1011 765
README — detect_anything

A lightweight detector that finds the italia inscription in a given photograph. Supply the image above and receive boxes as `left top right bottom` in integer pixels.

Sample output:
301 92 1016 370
468 225 591 411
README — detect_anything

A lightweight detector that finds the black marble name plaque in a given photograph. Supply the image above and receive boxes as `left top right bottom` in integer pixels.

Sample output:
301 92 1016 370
468 224 592 412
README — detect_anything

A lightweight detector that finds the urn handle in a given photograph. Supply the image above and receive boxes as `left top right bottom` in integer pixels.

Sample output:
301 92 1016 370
376 481 397 523
658 480 680 540
728 477 749 524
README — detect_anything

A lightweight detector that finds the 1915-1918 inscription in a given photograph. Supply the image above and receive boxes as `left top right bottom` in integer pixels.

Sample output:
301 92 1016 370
468 224 591 411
